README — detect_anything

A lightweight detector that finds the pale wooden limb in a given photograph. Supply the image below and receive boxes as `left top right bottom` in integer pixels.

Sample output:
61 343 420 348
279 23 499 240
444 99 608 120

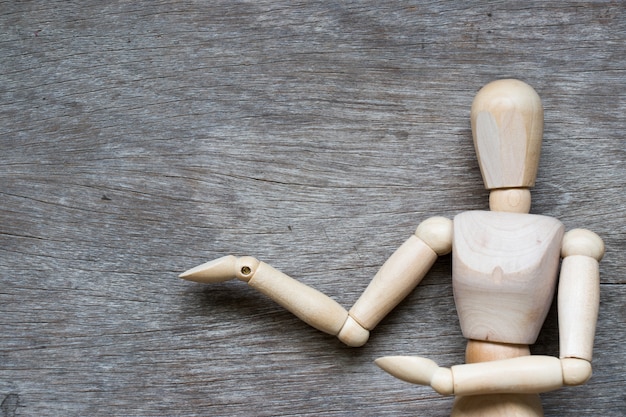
348 234 436 331
558 228 604 361
457 340 544 416
245 260 351 337
180 255 356 341
376 355 589 396
348 216 452 331
179 217 452 347
450 356 563 396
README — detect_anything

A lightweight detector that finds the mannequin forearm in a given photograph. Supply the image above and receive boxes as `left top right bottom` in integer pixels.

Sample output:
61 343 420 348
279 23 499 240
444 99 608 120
376 355 592 396
450 356 590 396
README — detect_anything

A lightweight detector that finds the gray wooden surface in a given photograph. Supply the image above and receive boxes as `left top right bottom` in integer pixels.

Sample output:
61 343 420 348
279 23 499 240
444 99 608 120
1 2 624 416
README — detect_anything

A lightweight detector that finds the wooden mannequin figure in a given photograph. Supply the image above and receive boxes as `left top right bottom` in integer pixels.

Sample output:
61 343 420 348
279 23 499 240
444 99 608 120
180 79 604 416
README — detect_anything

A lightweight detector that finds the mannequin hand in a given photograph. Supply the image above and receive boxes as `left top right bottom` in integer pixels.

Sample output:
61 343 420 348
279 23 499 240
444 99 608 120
375 356 453 395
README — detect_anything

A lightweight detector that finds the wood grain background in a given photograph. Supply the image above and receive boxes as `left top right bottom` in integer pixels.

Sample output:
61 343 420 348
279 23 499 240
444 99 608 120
1 2 624 416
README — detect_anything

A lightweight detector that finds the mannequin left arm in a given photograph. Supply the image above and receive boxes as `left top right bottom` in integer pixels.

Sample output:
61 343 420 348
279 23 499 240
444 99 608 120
376 228 605 396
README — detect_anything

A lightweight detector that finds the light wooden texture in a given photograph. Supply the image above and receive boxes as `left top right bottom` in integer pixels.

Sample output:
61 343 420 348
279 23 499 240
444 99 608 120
460 338 540 416
349 217 452 331
181 217 452 345
180 255 356 340
452 356 564 395
465 340 531 364
452 211 564 344
377 354 594 414
247 260 352 338
558 255 601 361
1 2 624 416
489 188 531 213
376 354 578 395
349 235 437 330
558 229 604 361
471 79 544 189
372 355 445 396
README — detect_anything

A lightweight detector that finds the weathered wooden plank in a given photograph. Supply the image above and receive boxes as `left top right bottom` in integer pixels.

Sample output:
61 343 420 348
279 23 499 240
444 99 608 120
1 1 624 416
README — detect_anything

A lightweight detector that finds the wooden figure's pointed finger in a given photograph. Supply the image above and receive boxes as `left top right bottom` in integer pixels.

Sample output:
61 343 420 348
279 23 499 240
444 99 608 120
179 255 238 283
374 356 439 385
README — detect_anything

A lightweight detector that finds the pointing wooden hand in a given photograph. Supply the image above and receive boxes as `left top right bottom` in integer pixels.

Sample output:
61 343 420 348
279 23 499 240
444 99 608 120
180 79 604 416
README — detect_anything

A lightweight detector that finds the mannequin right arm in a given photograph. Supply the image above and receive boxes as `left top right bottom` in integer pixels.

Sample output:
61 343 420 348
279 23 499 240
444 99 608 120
341 216 453 345
179 216 452 347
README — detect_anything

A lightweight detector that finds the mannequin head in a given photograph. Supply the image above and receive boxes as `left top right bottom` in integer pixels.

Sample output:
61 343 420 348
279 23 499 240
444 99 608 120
470 79 544 213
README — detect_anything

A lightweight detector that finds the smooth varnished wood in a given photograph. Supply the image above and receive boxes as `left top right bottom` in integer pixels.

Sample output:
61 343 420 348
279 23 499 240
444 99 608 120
451 356 564 396
181 255 369 346
180 217 454 346
471 79 543 189
465 340 531 364
349 235 437 330
376 353 580 394
1 2 624 416
452 211 565 344
558 229 604 362
349 217 452 331
245 259 353 340
462 338 540 416
488 188 531 213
